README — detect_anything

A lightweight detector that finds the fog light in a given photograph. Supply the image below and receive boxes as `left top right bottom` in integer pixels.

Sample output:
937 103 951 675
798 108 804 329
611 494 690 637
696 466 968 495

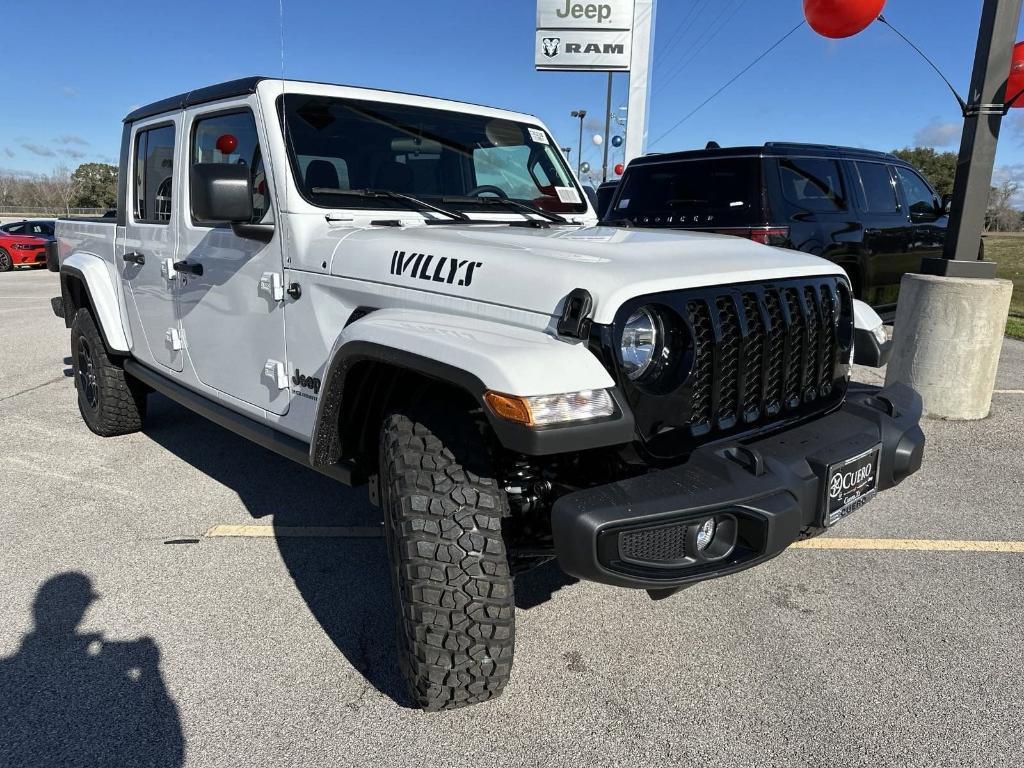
695 518 716 551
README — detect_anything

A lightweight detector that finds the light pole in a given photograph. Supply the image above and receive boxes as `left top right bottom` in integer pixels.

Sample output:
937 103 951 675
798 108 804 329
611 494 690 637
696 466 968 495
571 109 586 177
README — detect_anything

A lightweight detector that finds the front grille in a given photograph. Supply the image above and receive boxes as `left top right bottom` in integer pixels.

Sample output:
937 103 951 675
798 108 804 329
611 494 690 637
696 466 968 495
601 276 852 458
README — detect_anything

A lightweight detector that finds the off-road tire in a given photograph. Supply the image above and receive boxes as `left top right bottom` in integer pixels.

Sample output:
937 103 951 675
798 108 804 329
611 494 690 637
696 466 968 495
0 248 12 272
379 408 515 711
70 308 147 436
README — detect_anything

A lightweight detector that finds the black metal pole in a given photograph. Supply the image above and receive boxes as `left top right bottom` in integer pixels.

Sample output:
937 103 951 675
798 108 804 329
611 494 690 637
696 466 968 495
602 73 613 182
923 0 1024 277
572 110 586 177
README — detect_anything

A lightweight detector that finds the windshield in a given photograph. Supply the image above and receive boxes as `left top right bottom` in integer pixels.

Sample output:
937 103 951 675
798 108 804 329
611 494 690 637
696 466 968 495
278 94 587 215
610 156 763 227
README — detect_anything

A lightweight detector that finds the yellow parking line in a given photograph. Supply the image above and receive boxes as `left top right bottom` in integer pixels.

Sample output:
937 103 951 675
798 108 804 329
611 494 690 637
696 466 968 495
791 537 1024 553
205 524 382 539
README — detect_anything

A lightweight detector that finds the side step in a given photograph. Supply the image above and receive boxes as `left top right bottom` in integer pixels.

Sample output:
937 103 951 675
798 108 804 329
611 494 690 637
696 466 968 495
123 359 359 486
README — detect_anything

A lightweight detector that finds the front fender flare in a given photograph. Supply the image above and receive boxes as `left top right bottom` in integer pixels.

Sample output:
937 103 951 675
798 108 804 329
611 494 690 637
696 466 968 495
60 253 129 353
310 309 633 466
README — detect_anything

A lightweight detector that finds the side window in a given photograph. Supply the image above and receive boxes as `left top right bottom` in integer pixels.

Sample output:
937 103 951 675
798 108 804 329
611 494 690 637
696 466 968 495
190 110 269 224
855 162 899 213
778 157 846 212
4 222 25 234
897 168 938 218
133 125 176 224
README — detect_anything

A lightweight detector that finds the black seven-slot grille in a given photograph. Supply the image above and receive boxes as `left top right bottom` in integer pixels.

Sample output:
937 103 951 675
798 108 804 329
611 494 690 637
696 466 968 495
595 276 852 458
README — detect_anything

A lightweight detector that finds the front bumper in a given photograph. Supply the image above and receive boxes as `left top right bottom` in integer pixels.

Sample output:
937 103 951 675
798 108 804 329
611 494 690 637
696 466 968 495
551 382 924 591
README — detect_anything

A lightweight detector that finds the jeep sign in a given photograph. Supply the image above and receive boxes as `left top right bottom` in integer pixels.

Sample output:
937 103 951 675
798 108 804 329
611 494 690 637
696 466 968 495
536 0 635 71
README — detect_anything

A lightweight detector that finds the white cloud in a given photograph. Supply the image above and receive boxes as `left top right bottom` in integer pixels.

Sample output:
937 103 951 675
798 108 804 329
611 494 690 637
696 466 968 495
52 134 89 146
913 119 961 148
61 86 78 98
21 143 55 157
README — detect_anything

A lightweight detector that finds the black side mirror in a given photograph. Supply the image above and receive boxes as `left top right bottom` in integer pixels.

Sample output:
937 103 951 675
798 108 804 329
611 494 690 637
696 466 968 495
191 163 253 223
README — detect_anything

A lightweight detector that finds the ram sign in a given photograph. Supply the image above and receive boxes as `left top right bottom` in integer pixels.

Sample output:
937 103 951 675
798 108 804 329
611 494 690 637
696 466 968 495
535 0 636 71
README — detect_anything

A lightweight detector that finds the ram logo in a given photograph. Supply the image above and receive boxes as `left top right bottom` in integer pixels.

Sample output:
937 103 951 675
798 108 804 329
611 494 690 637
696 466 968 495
542 37 561 57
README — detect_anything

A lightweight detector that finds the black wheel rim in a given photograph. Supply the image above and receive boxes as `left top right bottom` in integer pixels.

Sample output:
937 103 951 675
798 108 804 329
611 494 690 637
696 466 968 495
76 336 99 409
0 251 10 270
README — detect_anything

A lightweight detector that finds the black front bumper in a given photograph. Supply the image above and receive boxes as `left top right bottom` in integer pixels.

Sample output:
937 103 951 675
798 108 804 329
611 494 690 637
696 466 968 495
551 382 924 591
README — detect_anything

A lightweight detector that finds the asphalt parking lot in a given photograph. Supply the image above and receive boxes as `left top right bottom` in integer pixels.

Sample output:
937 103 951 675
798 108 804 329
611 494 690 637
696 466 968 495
2 267 1023 767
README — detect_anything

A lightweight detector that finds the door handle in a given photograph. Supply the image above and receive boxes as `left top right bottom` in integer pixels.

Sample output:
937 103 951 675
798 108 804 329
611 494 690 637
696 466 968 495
123 251 145 265
172 260 203 276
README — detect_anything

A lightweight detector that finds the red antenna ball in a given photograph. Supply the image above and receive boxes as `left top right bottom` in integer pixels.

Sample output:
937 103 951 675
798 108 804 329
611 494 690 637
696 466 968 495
216 134 238 155
1008 41 1024 108
803 0 885 39
614 163 624 176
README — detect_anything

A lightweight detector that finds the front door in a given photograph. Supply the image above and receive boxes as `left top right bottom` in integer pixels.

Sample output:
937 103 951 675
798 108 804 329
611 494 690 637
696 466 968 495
177 104 289 415
122 118 183 372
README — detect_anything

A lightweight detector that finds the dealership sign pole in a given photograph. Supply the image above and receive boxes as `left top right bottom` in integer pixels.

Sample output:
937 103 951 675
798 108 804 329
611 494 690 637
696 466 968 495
536 0 655 176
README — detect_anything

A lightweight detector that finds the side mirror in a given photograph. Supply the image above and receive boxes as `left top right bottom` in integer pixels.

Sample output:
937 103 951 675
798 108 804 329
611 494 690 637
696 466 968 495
191 163 253 223
941 193 953 215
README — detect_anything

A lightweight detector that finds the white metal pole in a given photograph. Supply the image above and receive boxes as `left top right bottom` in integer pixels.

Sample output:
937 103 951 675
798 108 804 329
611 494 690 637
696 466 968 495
624 0 656 165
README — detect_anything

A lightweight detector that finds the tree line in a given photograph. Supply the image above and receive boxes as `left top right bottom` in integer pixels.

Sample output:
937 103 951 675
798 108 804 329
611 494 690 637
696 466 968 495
0 163 118 214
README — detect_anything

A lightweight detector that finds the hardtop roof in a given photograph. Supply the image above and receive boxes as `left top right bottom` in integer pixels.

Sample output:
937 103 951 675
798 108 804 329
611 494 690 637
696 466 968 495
630 142 903 167
123 75 539 124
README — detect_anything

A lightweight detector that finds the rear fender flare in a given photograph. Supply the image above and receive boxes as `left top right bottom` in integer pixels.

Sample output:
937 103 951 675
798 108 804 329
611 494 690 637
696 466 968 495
60 253 129 353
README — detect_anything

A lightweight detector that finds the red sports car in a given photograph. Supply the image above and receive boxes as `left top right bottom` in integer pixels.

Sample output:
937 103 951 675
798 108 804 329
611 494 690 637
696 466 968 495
0 227 49 271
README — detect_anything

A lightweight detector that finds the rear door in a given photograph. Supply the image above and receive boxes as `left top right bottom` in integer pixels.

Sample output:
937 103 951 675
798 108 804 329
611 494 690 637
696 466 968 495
122 118 183 372
848 160 909 309
177 103 288 415
894 165 946 267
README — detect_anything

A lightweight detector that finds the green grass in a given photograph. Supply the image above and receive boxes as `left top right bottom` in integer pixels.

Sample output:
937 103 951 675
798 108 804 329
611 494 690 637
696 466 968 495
981 234 1024 339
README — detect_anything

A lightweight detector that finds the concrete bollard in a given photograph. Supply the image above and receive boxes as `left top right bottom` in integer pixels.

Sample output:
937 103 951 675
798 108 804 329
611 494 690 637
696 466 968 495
885 274 1013 419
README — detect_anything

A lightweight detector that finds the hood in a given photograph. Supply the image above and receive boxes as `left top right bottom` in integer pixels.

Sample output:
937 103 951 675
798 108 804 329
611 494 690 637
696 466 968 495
328 224 845 324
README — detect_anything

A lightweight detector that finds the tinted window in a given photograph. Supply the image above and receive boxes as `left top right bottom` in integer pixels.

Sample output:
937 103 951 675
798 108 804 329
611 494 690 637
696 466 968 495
778 157 846 211
897 167 938 217
611 157 761 226
191 110 270 223
27 222 53 236
855 162 899 213
134 124 175 224
279 95 586 214
3 222 25 234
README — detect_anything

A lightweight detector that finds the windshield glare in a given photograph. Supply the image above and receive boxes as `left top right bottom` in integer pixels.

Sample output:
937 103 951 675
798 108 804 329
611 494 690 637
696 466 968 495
279 95 587 215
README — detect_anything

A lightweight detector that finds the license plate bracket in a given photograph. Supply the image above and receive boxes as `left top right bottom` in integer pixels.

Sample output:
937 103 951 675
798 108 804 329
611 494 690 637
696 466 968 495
822 444 881 526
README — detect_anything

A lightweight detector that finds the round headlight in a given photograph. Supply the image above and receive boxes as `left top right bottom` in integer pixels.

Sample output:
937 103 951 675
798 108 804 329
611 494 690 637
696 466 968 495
621 307 659 380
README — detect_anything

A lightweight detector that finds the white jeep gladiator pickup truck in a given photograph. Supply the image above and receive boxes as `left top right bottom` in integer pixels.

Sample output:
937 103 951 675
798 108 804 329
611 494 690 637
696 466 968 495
50 76 923 711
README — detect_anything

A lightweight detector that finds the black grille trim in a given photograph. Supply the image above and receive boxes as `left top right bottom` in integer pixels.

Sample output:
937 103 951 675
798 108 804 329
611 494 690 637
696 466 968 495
594 275 853 459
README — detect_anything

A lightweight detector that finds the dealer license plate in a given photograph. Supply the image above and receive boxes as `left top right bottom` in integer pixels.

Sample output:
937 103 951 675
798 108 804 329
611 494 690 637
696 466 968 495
823 445 880 526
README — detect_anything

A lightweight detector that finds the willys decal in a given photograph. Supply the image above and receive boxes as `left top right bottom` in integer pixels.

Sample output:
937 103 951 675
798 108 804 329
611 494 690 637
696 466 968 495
390 251 483 287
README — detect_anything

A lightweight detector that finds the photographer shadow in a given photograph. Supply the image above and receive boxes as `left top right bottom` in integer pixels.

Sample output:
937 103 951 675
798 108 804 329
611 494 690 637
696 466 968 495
0 573 184 768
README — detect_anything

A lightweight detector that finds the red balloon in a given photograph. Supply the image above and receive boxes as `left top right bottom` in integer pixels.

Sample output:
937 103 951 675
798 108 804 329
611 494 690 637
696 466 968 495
803 0 885 39
614 163 624 176
216 134 238 155
1008 41 1024 107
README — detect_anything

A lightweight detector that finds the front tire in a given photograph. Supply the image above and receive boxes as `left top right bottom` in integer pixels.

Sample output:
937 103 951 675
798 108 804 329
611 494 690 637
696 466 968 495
70 308 147 436
0 248 12 272
379 408 515 711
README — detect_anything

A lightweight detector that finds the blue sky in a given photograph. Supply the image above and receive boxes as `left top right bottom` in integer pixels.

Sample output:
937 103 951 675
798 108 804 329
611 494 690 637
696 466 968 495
3 0 1024 187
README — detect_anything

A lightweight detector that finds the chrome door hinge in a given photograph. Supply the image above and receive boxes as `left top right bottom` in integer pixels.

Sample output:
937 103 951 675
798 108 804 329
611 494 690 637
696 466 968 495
165 327 182 351
259 272 284 302
263 359 289 390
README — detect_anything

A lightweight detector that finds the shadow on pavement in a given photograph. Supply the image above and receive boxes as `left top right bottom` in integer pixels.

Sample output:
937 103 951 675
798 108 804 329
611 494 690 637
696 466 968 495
0 573 184 767
141 394 578 708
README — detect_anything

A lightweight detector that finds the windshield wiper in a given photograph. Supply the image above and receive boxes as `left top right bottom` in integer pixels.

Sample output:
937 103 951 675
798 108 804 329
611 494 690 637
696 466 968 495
441 196 569 224
311 187 469 221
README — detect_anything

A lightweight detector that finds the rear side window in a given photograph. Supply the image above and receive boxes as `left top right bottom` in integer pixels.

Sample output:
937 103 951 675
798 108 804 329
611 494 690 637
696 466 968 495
778 157 846 212
897 167 938 217
3 222 25 234
855 162 899 213
191 110 270 223
133 124 176 224
611 157 762 226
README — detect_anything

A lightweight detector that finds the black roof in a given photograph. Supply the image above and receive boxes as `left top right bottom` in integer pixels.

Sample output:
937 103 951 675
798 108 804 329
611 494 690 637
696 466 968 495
632 142 901 166
123 75 539 124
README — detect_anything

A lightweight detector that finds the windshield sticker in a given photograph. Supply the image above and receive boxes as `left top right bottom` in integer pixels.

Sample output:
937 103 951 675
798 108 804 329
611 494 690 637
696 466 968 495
528 127 549 145
555 186 581 204
390 250 483 287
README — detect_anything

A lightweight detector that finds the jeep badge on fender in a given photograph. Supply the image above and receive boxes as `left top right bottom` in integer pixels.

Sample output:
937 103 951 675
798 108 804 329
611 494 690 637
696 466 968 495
52 75 924 713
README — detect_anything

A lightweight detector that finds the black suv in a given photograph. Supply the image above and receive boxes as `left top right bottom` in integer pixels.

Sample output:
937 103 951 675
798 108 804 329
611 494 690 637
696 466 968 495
603 143 956 319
